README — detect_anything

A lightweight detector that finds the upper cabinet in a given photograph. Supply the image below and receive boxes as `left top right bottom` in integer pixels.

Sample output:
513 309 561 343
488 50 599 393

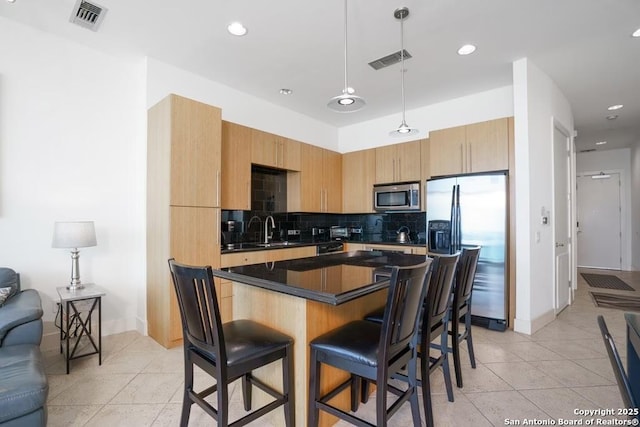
221 121 252 210
420 138 430 211
150 94 221 207
342 149 376 213
251 129 301 171
465 118 509 173
429 118 509 177
375 139 422 184
299 144 342 213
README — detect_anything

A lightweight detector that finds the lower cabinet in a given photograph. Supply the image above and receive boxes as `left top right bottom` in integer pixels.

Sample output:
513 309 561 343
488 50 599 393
219 246 317 322
346 243 427 255
147 206 221 349
220 246 316 268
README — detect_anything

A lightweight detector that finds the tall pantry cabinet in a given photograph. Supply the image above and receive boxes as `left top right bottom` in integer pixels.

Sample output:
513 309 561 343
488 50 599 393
147 94 222 348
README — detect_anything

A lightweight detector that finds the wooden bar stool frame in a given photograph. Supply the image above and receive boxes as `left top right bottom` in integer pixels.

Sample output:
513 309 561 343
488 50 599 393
168 259 295 427
449 246 481 388
308 260 432 427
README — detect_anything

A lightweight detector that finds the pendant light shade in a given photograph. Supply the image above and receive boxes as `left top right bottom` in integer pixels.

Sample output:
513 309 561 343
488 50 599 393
328 0 365 113
390 7 419 137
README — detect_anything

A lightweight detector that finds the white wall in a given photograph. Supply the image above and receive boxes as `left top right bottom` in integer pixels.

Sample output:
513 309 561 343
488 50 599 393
1 17 575 344
339 86 514 152
512 58 574 334
146 58 339 151
0 18 147 343
576 148 633 270
630 143 640 270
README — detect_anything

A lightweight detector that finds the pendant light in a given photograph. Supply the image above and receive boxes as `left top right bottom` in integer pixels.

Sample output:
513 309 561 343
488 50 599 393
327 0 365 112
389 7 419 136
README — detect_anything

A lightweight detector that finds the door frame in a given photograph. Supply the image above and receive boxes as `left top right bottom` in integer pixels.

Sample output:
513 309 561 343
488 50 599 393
552 119 575 310
576 169 627 270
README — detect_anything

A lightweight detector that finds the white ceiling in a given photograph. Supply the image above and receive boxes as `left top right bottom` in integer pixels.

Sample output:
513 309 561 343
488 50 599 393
2 0 639 152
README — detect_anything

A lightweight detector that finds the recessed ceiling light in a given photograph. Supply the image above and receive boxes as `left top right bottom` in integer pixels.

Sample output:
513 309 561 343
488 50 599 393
279 88 292 95
6 0 16 3
457 44 476 55
606 114 618 120
596 141 607 145
227 22 247 36
607 104 623 111
632 28 640 38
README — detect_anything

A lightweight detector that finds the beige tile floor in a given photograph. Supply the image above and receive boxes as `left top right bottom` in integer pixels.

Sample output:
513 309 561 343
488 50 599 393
43 268 640 426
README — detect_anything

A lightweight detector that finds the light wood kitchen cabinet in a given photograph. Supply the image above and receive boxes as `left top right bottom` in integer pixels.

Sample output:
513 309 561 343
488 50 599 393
342 149 376 213
429 125 466 177
323 149 343 212
345 242 427 255
147 93 223 348
420 138 430 211
221 121 252 210
221 246 317 267
251 129 301 171
375 139 422 184
218 245 316 324
429 117 509 177
153 94 222 208
465 118 509 173
299 144 342 212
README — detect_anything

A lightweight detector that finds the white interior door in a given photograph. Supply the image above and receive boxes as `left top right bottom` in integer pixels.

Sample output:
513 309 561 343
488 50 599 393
577 173 622 269
553 126 571 313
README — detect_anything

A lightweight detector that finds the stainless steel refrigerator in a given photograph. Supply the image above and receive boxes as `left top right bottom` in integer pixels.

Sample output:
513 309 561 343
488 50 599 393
426 172 508 331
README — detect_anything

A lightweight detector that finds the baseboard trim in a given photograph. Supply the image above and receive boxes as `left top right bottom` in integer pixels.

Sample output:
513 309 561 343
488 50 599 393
39 317 143 351
513 309 556 335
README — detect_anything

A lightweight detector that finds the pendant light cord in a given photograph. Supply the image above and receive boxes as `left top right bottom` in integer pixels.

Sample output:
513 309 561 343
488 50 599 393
400 12 406 124
343 0 349 93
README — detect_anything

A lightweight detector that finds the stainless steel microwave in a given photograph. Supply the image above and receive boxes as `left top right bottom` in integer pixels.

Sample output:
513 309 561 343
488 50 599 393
373 182 421 211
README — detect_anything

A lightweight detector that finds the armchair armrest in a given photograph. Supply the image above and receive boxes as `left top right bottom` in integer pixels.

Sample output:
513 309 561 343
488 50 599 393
0 290 44 345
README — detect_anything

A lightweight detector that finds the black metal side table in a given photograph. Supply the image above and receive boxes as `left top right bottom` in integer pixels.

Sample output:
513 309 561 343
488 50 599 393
56 284 106 374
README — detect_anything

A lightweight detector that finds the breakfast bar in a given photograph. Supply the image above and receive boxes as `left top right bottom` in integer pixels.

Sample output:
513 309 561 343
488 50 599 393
212 250 427 427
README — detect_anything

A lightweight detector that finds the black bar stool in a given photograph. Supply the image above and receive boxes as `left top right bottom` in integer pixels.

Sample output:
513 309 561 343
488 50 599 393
308 260 432 427
449 246 481 388
597 315 638 412
168 259 295 427
363 253 459 427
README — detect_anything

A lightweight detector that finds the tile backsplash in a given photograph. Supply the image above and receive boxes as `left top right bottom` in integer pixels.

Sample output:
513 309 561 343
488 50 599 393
221 210 426 244
251 165 287 213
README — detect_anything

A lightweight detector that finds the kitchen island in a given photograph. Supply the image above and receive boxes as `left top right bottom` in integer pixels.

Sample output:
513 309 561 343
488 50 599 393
212 250 427 427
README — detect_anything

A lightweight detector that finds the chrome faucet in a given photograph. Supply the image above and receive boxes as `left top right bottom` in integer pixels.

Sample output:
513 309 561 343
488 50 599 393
247 215 262 230
264 215 275 243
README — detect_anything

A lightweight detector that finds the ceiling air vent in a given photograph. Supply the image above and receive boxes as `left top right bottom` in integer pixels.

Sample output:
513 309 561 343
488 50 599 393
368 49 412 70
579 149 597 153
70 0 107 32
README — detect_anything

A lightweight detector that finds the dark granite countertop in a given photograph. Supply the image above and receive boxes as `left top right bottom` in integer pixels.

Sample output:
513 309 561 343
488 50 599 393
212 250 429 305
220 239 426 254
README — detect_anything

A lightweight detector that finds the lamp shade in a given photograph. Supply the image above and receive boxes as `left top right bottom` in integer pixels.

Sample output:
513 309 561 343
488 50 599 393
52 221 97 248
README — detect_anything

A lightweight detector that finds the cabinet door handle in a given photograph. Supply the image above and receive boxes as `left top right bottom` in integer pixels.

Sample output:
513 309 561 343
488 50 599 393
247 182 251 210
323 189 327 212
325 189 328 212
467 144 471 173
216 169 221 207
398 158 402 181
460 145 464 172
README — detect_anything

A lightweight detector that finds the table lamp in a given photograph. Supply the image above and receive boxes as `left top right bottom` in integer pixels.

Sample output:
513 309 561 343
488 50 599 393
52 221 97 291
